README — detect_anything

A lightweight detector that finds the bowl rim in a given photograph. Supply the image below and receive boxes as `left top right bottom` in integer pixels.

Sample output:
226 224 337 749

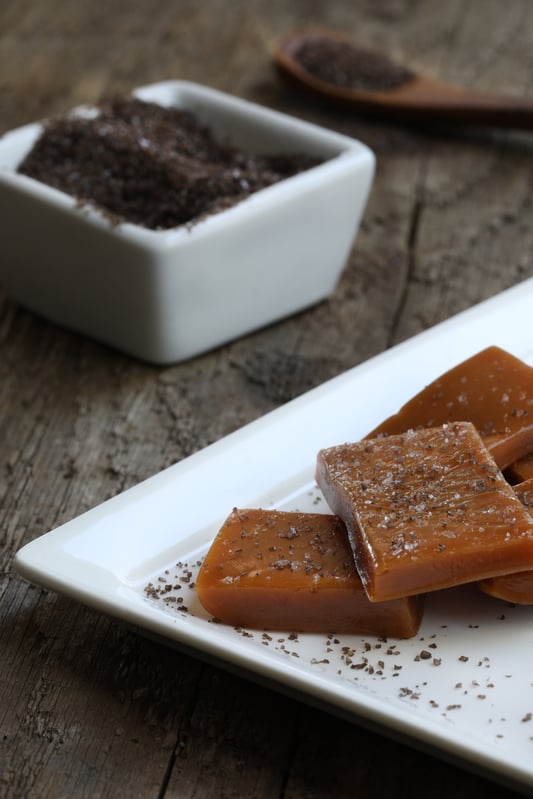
0 80 375 251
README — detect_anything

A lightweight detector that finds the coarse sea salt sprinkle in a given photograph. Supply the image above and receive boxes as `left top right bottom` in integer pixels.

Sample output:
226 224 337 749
141 543 533 757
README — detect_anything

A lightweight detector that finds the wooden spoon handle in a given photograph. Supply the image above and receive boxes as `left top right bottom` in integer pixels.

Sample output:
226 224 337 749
376 76 533 130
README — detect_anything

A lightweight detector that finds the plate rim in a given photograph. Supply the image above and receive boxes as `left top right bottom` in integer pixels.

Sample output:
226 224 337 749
14 275 533 794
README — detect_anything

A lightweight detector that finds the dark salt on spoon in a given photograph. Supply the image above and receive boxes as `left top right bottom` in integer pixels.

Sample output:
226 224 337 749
291 35 416 93
274 30 533 130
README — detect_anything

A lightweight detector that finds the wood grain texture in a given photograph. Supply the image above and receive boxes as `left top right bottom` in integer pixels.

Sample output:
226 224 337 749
1 1 532 796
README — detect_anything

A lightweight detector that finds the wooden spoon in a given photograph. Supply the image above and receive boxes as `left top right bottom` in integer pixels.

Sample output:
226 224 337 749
273 30 533 129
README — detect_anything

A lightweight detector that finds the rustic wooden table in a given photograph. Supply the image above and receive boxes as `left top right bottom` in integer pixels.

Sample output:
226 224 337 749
2 1 533 797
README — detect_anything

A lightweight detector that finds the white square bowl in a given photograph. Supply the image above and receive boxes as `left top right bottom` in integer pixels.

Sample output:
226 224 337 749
0 81 375 364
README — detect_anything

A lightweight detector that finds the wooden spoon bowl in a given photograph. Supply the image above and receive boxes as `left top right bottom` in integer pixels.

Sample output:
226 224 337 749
274 30 533 129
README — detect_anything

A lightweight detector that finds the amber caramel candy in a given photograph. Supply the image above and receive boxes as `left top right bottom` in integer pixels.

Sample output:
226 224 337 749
196 508 424 637
506 452 533 484
514 477 533 508
479 567 533 604
367 347 533 470
316 422 533 602
479 478 533 604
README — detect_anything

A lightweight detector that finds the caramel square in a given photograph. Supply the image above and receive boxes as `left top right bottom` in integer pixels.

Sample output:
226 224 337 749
317 422 533 601
196 508 423 637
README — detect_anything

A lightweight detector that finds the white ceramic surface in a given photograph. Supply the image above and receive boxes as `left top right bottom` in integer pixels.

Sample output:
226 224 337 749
0 81 375 364
14 277 533 795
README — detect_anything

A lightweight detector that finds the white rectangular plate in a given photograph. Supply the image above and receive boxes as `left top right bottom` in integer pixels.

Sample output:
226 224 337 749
15 278 533 794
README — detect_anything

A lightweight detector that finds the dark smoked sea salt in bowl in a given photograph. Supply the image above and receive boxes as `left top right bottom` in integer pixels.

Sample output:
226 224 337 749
0 80 375 364
17 96 321 231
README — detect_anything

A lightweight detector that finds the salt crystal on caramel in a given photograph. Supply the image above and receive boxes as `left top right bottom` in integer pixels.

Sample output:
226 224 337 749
196 508 424 637
316 422 533 602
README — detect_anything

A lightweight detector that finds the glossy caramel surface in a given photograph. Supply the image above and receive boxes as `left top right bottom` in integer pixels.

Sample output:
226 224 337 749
196 508 423 637
368 347 533 469
478 478 533 604
317 422 533 602
506 452 533 483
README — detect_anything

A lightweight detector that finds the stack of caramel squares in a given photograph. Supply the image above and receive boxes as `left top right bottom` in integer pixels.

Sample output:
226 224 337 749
197 347 533 637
